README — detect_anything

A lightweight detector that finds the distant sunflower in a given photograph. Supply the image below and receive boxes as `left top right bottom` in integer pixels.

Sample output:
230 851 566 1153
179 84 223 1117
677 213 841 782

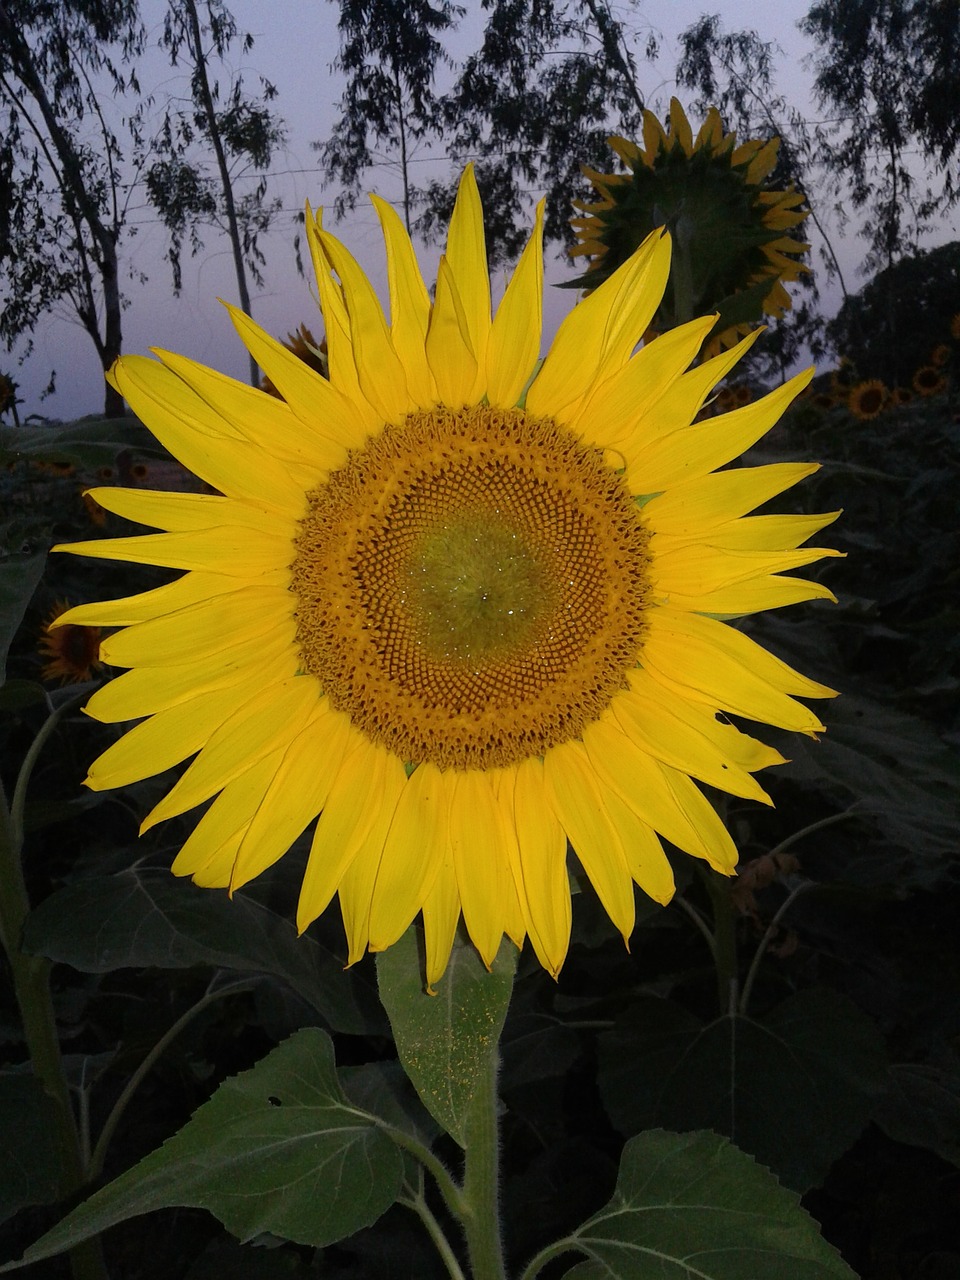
930 343 952 368
913 366 946 397
262 324 328 398
890 387 913 407
570 98 809 353
54 167 837 987
847 380 888 420
950 313 960 341
39 602 102 685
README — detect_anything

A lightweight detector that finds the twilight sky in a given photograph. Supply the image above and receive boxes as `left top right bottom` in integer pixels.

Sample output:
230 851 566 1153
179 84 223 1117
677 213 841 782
8 0 955 422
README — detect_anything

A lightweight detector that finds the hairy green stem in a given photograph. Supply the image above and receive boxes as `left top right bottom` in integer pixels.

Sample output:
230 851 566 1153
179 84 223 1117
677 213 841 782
701 867 739 1016
459 1051 507 1280
88 979 256 1181
399 1170 467 1280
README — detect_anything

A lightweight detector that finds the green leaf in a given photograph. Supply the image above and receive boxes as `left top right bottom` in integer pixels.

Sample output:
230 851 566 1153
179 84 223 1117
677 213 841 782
0 1074 60 1223
0 551 45 683
598 986 886 1191
563 1129 857 1279
376 925 516 1147
23 868 384 1037
0 417 166 470
873 1060 960 1167
2 1029 403 1270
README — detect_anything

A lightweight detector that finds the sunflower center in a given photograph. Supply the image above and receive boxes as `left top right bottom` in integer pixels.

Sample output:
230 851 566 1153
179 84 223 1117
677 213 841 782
291 405 652 771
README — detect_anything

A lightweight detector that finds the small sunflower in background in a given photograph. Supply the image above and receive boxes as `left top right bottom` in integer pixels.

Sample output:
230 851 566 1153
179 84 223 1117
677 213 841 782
890 387 913 407
53 167 837 987
950 313 960 341
930 343 952 368
913 366 947 397
847 380 888 421
569 97 809 354
262 324 328 398
39 602 103 686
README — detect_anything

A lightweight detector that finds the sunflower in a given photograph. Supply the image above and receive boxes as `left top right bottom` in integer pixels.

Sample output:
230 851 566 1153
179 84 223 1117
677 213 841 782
570 98 809 354
913 366 947 397
950 313 960 341
261 324 328 398
39 601 103 685
847 380 888 421
930 343 952 368
53 168 838 987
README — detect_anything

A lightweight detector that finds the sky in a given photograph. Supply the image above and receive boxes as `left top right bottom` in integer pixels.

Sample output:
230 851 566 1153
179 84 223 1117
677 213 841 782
7 0 956 422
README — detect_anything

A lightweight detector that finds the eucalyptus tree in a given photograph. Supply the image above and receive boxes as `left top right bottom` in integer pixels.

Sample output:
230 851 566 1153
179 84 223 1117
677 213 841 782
0 0 145 417
319 0 651 268
148 0 286 386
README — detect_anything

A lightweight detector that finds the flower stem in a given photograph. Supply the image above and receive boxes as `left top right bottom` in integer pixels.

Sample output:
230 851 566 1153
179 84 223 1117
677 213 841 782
0 737 108 1280
459 1050 508 1280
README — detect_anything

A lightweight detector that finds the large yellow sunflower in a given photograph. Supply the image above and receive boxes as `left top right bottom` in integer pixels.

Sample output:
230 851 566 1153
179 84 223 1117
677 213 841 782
54 167 838 987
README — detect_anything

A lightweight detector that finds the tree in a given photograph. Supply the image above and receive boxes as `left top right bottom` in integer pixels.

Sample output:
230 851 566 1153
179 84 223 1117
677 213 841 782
318 0 652 269
149 0 286 386
421 0 651 268
315 0 463 233
674 15 831 380
0 0 145 417
801 0 960 276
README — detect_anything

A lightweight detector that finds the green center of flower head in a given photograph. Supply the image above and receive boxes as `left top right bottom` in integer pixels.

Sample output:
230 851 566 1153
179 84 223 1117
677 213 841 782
406 514 557 665
291 405 653 771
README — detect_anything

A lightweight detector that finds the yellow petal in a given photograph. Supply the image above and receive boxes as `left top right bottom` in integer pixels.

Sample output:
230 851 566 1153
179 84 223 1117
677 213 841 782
337 751 407 965
486 199 545 408
171 750 282 879
426 255 478 407
444 164 491 383
642 462 821 534
55 524 293 578
139 675 321 829
297 737 404 933
582 717 738 871
49 572 266 629
315 228 414 422
450 770 511 969
370 193 435 407
643 608 836 732
512 756 571 977
85 677 266 791
86 625 297 722
368 762 450 952
86 486 298 535
421 852 461 992
663 574 837 616
610 688 772 804
224 302 374 449
230 701 354 892
305 208 379 428
110 356 305 509
651 542 840 599
527 230 671 422
569 315 716 448
544 741 635 940
99 588 295 669
626 368 814 492
602 790 675 904
152 348 345 475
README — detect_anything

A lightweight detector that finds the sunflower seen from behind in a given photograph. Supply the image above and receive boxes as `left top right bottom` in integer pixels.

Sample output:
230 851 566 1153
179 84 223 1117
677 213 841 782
54 167 838 987
570 98 809 355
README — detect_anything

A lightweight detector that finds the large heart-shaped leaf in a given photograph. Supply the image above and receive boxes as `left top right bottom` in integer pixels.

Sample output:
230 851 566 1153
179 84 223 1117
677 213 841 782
23 869 384 1036
598 986 886 1191
2 1028 402 1270
563 1129 856 1279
